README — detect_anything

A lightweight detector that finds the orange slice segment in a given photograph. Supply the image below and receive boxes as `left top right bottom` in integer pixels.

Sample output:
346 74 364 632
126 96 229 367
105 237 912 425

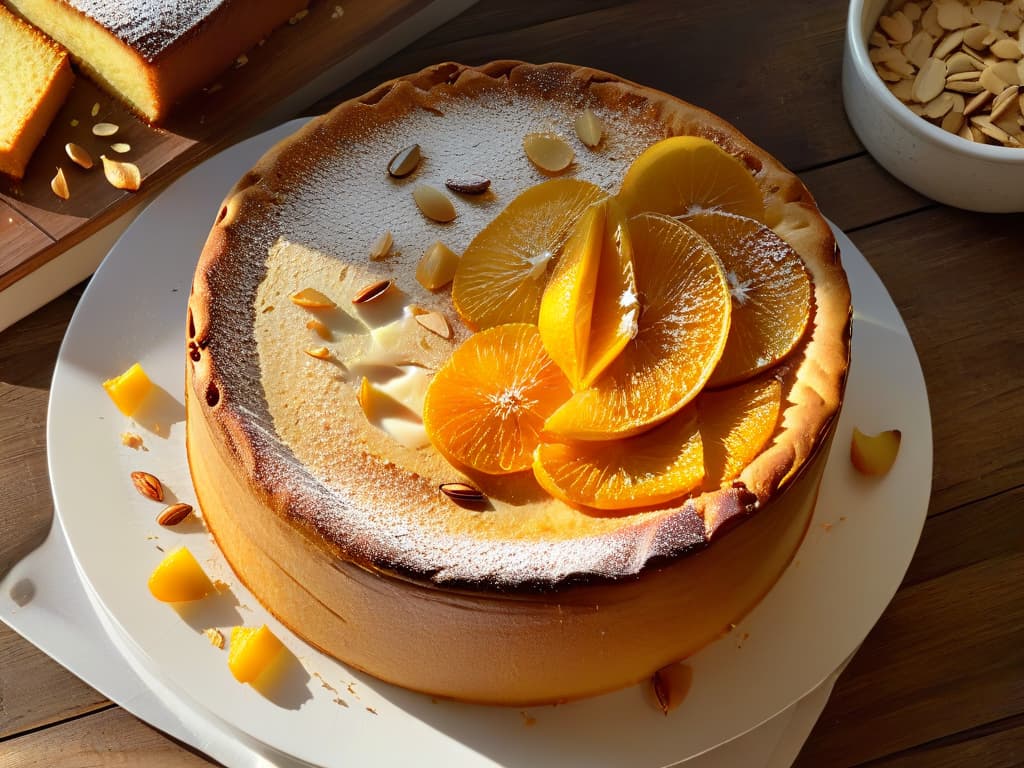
422 323 572 474
452 179 607 330
617 136 764 222
543 214 731 440
685 212 812 387
534 406 703 510
698 376 782 489
537 199 639 389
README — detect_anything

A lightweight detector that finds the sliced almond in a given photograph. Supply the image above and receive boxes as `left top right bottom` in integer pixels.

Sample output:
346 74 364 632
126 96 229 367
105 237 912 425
290 288 335 308
964 88 994 115
947 70 982 82
439 482 486 504
204 628 225 649
992 59 1021 85
523 132 575 173
922 3 943 37
445 174 491 195
412 308 451 339
156 503 193 526
305 346 332 360
913 57 948 101
412 184 456 222
991 37 1024 59
981 63 1010 93
937 1 973 31
924 91 956 117
388 144 421 178
946 51 981 74
90 102 100 117
870 30 889 47
889 78 916 100
50 167 69 200
92 122 119 137
352 278 393 304
942 109 966 132
903 2 922 22
971 113 1019 143
574 107 605 147
65 142 93 169
958 120 976 140
110 142 131 154
973 0 1005 30
878 66 906 82
992 83 1020 111
369 230 394 261
934 29 964 59
100 156 141 191
946 78 987 92
881 12 914 42
963 24 992 50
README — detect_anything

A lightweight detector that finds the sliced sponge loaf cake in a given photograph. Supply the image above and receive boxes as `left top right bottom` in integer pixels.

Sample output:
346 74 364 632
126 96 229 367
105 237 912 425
6 0 307 123
0 4 73 179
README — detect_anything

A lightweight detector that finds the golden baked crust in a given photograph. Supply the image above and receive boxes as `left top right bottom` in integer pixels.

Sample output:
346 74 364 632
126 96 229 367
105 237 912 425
187 61 851 593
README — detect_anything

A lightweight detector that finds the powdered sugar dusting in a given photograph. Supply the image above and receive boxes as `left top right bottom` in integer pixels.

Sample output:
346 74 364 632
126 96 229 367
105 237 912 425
66 0 228 60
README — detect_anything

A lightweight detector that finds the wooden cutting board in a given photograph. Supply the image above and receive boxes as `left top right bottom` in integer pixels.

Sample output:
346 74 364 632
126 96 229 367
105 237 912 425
0 0 449 298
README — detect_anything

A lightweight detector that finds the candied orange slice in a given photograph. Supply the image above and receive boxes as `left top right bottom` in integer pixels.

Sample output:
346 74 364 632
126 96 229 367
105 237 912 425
538 199 638 389
698 376 782 489
617 136 764 222
452 179 606 330
422 324 571 474
534 406 703 510
543 214 731 440
685 212 812 387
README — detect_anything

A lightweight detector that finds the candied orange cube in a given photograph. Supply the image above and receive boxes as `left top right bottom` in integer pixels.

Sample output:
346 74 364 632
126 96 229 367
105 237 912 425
147 546 214 602
228 624 284 683
102 362 153 416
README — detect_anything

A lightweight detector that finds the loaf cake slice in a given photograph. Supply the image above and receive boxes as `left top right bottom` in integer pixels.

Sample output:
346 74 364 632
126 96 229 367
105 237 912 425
5 0 308 123
0 4 73 179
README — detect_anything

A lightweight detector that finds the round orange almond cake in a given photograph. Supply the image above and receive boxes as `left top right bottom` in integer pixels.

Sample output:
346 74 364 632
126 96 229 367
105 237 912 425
185 61 851 705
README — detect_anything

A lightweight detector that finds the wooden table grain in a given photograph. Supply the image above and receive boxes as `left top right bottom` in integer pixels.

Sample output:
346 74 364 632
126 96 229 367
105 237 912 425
2 1 1022 766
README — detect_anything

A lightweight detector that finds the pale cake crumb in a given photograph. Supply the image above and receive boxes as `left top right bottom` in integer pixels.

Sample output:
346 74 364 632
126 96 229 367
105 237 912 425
204 628 225 649
120 431 145 449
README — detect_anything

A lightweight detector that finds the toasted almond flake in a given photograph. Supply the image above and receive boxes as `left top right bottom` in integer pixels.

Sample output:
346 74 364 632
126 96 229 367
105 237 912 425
305 346 332 360
924 91 957 117
905 2 923 22
369 230 394 261
100 155 141 191
958 120 975 139
412 184 456 222
306 318 331 340
523 132 575 172
947 50 980 73
934 29 964 59
412 308 451 339
889 78 916 100
947 70 982 81
937 1 972 31
942 109 966 132
92 122 119 137
204 628 225 649
992 83 1020 110
156 502 193 526
91 102 99 117
964 88 994 115
290 288 336 308
992 59 1022 85
964 23 993 50
922 3 943 36
445 174 491 194
352 278 393 304
913 57 948 101
947 78 987 92
881 12 914 42
871 30 888 47
50 167 69 200
902 34 932 71
973 0 1005 29
878 66 905 82
439 482 486 503
991 37 1024 59
387 144 421 178
65 142 93 169
574 107 605 147
981 63 1010 93
110 142 131 153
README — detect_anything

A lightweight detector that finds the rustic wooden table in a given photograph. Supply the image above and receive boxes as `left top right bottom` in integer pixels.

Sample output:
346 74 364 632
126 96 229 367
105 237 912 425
2 1 1022 765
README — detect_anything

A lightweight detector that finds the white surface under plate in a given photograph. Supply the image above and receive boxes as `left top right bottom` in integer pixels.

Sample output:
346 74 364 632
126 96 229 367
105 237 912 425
47 119 932 768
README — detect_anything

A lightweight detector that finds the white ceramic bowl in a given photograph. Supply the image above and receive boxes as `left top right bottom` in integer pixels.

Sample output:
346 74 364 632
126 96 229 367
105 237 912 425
843 0 1024 212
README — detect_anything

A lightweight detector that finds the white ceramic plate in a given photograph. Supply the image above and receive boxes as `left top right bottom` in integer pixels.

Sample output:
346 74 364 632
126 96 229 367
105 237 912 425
48 119 932 768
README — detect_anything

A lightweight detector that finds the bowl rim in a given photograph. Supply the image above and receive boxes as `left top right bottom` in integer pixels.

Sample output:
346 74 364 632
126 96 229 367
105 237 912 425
846 0 1024 164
